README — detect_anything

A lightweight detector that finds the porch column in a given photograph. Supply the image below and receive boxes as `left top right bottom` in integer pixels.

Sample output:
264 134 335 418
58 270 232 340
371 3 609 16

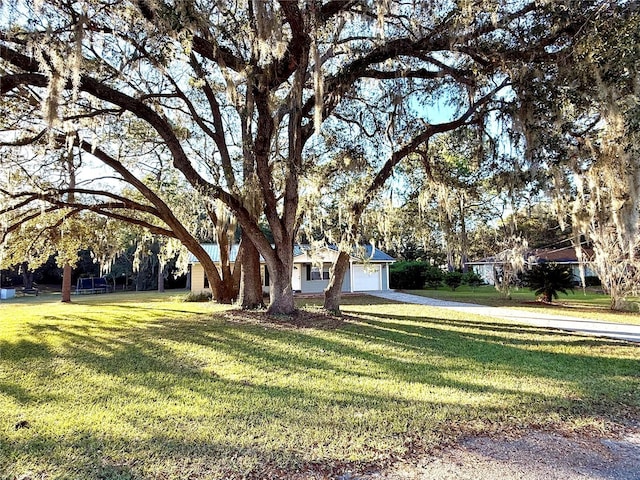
349 259 354 293
386 263 390 290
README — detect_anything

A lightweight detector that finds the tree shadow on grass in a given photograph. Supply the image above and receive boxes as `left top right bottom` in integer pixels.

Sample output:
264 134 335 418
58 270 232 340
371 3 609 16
2 307 639 479
342 310 640 377
6 310 639 409
84 302 215 316
4 423 388 480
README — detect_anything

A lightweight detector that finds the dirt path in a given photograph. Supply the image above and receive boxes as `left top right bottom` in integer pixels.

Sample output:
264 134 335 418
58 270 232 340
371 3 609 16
354 429 640 480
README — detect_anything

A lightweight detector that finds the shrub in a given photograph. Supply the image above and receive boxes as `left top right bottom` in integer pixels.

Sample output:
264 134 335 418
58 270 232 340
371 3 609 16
524 262 574 303
423 266 444 289
389 261 429 289
389 262 440 289
389 262 445 289
181 291 213 302
584 276 602 287
461 271 483 288
444 271 463 290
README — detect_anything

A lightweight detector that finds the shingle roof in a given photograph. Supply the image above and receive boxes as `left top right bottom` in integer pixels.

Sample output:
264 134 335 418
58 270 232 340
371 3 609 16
346 244 396 262
529 246 594 263
467 246 594 265
189 243 394 263
293 244 395 261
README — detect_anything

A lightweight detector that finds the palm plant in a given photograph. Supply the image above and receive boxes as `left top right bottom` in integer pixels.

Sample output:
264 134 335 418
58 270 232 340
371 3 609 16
525 262 575 303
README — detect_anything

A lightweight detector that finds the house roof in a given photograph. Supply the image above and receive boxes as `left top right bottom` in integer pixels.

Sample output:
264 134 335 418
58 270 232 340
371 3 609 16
188 243 242 264
529 246 594 263
467 246 594 266
353 244 396 262
188 243 394 264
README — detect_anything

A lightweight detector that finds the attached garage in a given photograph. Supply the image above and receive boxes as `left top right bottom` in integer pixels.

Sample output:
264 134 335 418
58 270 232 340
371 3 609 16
352 264 381 291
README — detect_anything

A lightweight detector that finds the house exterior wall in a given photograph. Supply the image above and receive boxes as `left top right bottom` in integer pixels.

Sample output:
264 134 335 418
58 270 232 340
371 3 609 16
570 264 597 284
472 264 496 285
471 262 598 287
189 245 393 295
190 263 211 294
298 263 350 293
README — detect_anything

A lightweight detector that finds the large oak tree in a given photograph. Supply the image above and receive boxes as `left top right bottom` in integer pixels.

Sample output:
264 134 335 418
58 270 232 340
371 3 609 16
0 0 626 313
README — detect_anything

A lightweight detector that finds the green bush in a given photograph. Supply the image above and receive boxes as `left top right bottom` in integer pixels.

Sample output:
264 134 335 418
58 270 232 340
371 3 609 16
390 262 445 289
584 276 602 287
461 271 483 288
181 291 213 302
390 261 428 289
423 266 444 289
444 271 463 291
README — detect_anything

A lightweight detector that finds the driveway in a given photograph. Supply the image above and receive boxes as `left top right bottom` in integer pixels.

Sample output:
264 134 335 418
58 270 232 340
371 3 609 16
367 291 640 343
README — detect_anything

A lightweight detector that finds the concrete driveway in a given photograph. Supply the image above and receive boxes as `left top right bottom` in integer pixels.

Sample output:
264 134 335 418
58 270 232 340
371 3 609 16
367 291 640 344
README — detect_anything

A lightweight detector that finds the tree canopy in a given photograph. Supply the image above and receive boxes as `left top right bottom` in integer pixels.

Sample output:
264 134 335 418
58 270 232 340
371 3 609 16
1 0 634 313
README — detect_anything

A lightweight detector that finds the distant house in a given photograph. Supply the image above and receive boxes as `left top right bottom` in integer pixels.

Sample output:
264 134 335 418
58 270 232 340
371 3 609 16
467 246 597 286
188 243 395 295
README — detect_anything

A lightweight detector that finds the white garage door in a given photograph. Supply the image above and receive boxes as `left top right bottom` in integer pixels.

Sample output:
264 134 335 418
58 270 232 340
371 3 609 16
352 264 381 291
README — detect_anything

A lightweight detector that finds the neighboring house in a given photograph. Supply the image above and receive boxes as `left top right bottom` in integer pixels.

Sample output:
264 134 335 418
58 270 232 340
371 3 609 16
188 243 395 295
467 246 597 286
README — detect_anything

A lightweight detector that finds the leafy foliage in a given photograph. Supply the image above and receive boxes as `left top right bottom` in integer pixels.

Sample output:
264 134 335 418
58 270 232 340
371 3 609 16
525 263 575 303
0 0 634 313
389 261 428 290
424 265 445 289
389 261 443 290
510 6 640 310
461 271 483 288
443 271 463 291
584 276 602 287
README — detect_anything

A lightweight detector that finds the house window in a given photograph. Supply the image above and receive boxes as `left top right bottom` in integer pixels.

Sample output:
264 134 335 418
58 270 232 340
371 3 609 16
307 264 330 281
204 274 209 288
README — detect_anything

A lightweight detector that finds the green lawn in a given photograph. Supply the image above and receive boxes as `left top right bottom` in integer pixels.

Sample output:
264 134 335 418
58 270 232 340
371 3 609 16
405 285 640 325
1 292 639 479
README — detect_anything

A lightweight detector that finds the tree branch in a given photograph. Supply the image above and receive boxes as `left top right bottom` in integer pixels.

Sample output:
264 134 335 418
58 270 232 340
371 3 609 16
352 78 509 217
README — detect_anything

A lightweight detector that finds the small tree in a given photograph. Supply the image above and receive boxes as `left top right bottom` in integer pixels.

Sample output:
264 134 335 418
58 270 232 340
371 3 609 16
424 266 444 289
444 271 463 291
389 261 429 290
462 271 483 289
525 263 574 303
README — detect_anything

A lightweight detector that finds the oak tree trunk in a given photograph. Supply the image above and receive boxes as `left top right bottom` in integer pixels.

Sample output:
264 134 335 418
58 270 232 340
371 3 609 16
213 277 236 304
237 237 264 309
62 154 75 303
265 252 295 315
460 199 469 273
183 237 235 304
267 274 295 315
323 251 350 313
157 264 165 293
61 264 72 302
21 263 33 290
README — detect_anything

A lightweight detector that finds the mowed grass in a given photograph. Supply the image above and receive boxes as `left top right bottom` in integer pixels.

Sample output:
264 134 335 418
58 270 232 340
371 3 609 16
406 285 640 325
1 292 639 479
